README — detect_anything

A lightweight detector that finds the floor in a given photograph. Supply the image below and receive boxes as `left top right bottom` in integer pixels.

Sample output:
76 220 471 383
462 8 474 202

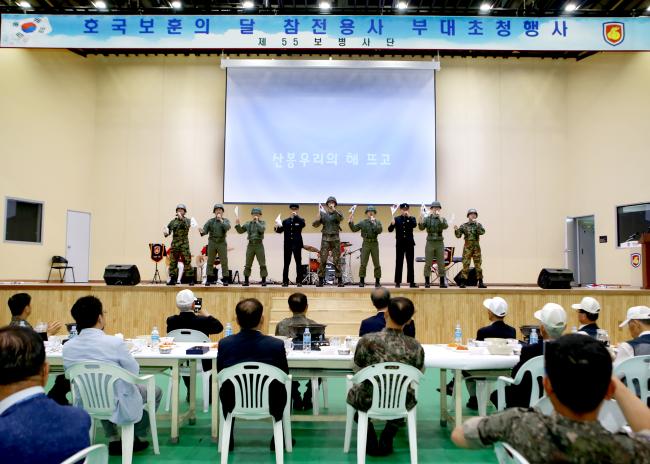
49 369 498 463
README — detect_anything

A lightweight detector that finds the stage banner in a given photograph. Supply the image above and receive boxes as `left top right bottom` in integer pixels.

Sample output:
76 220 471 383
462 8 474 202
1 14 648 51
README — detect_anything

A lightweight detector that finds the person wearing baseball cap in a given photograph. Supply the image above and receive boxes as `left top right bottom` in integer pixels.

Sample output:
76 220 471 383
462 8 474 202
571 297 601 338
499 303 567 409
614 306 650 367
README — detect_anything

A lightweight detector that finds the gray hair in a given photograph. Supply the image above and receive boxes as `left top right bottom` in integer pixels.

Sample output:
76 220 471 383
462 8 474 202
544 323 565 340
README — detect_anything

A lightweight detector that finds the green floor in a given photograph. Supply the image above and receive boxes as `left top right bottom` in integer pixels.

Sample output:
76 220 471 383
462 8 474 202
49 370 497 463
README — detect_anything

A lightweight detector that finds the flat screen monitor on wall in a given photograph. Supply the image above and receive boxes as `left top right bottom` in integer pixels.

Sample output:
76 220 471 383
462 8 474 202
223 60 437 205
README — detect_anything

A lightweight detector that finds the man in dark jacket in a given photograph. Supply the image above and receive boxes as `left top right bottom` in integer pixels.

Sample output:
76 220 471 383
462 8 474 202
388 203 418 288
275 204 306 287
359 287 415 338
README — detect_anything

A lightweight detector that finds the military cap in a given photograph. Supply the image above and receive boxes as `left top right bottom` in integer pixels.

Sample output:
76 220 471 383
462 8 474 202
251 207 262 215
365 205 377 214
399 203 410 210
289 204 300 210
467 208 478 218
176 204 187 212
213 204 225 213
326 196 338 206
429 201 442 209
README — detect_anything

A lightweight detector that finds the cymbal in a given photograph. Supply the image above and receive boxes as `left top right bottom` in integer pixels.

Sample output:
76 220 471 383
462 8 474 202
303 245 320 253
341 242 352 247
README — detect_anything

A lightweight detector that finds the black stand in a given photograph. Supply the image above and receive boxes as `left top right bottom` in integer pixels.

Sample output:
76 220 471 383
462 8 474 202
151 262 162 284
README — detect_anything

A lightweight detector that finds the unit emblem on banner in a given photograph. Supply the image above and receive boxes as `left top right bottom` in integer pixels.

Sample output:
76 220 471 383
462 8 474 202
603 22 625 46
631 252 641 268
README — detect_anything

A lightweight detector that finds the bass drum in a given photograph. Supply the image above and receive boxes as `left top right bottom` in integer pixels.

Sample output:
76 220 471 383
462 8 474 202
324 263 336 284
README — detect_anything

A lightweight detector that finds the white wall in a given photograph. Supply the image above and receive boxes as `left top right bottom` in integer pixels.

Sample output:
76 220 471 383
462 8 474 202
0 50 648 285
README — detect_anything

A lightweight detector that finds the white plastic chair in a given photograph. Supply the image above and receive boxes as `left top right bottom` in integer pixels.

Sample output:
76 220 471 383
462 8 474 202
494 442 530 464
165 328 212 413
60 444 108 464
343 362 423 464
66 362 160 464
534 396 627 433
217 362 293 464
614 355 650 404
495 356 545 411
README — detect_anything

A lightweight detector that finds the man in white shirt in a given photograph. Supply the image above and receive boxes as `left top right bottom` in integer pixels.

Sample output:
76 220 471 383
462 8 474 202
63 296 162 456
614 306 650 367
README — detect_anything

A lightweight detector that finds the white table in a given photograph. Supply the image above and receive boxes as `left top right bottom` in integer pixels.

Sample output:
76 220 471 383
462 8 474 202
47 342 219 444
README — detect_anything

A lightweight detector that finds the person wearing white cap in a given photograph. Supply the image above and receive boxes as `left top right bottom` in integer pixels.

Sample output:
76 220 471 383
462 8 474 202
498 303 567 409
476 297 516 341
614 306 650 367
571 296 601 338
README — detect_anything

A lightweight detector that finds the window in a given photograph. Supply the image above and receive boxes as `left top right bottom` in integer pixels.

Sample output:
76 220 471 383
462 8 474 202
617 202 650 247
4 198 43 244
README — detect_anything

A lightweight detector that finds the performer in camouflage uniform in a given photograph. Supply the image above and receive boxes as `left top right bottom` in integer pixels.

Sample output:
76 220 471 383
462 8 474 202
349 206 383 288
454 208 486 288
200 204 231 286
418 201 448 288
347 297 424 456
235 207 267 287
164 203 195 286
313 196 344 287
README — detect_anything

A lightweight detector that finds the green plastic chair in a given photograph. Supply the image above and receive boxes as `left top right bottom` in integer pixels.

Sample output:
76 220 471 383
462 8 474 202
614 355 650 404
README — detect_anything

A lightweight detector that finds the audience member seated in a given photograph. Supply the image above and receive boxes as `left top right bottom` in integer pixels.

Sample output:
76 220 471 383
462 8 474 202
615 305 650 367
217 298 291 451
359 288 415 337
348 297 425 457
572 296 601 337
63 296 162 456
0 326 91 464
452 334 650 463
167 289 223 397
495 302 567 409
275 292 318 411
463 297 517 409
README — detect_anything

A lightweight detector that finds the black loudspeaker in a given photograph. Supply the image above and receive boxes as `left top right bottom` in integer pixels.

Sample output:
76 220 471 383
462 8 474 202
537 268 573 289
103 265 141 286
454 268 477 286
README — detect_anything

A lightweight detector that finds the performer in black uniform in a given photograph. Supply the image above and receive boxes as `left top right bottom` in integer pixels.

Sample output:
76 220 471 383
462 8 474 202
388 203 418 288
275 203 306 287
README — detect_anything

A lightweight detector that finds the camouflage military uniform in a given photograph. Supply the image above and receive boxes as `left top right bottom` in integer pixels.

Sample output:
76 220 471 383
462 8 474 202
462 408 650 464
275 314 318 339
418 215 448 278
347 328 425 413
455 221 485 280
167 217 194 279
235 219 267 278
313 210 343 279
201 217 231 281
349 218 383 280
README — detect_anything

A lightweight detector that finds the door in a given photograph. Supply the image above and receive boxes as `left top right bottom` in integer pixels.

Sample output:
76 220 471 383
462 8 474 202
564 217 577 278
576 216 596 285
65 211 91 283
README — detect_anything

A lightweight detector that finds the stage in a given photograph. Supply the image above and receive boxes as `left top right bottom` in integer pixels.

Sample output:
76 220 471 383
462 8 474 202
1 282 648 345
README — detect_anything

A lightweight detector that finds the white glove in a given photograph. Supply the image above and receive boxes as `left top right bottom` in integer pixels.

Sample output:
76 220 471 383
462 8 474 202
190 217 198 228
163 226 170 235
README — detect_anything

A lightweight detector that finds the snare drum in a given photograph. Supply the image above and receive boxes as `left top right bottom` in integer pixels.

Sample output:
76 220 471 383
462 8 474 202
309 258 320 272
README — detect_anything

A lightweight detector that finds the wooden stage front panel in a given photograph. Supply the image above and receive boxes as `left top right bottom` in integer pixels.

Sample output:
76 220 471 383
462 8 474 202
1 284 648 345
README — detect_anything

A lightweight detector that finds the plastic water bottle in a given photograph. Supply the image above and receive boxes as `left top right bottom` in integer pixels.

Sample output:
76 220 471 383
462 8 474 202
224 323 233 337
454 322 462 344
151 326 160 347
303 328 311 353
69 325 78 339
529 328 538 345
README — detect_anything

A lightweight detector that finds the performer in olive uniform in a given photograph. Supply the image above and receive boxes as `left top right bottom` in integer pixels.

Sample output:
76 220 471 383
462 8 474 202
418 201 448 288
388 203 418 288
199 204 231 287
164 204 196 286
349 206 383 288
454 208 487 288
313 196 344 287
275 204 306 287
235 207 267 287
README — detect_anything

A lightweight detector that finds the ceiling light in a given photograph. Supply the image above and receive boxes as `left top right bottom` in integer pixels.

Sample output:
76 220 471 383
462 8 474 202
396 1 407 10
171 0 181 8
242 0 254 8
646 4 650 11
564 3 577 12
17 0 31 7
94 0 107 8
319 0 331 10
479 3 491 12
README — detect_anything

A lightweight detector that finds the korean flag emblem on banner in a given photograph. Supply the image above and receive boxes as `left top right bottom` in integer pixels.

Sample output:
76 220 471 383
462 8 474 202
603 22 624 46
9 17 52 43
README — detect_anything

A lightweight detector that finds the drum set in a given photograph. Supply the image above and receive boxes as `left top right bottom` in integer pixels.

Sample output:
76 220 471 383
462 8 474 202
301 242 358 286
